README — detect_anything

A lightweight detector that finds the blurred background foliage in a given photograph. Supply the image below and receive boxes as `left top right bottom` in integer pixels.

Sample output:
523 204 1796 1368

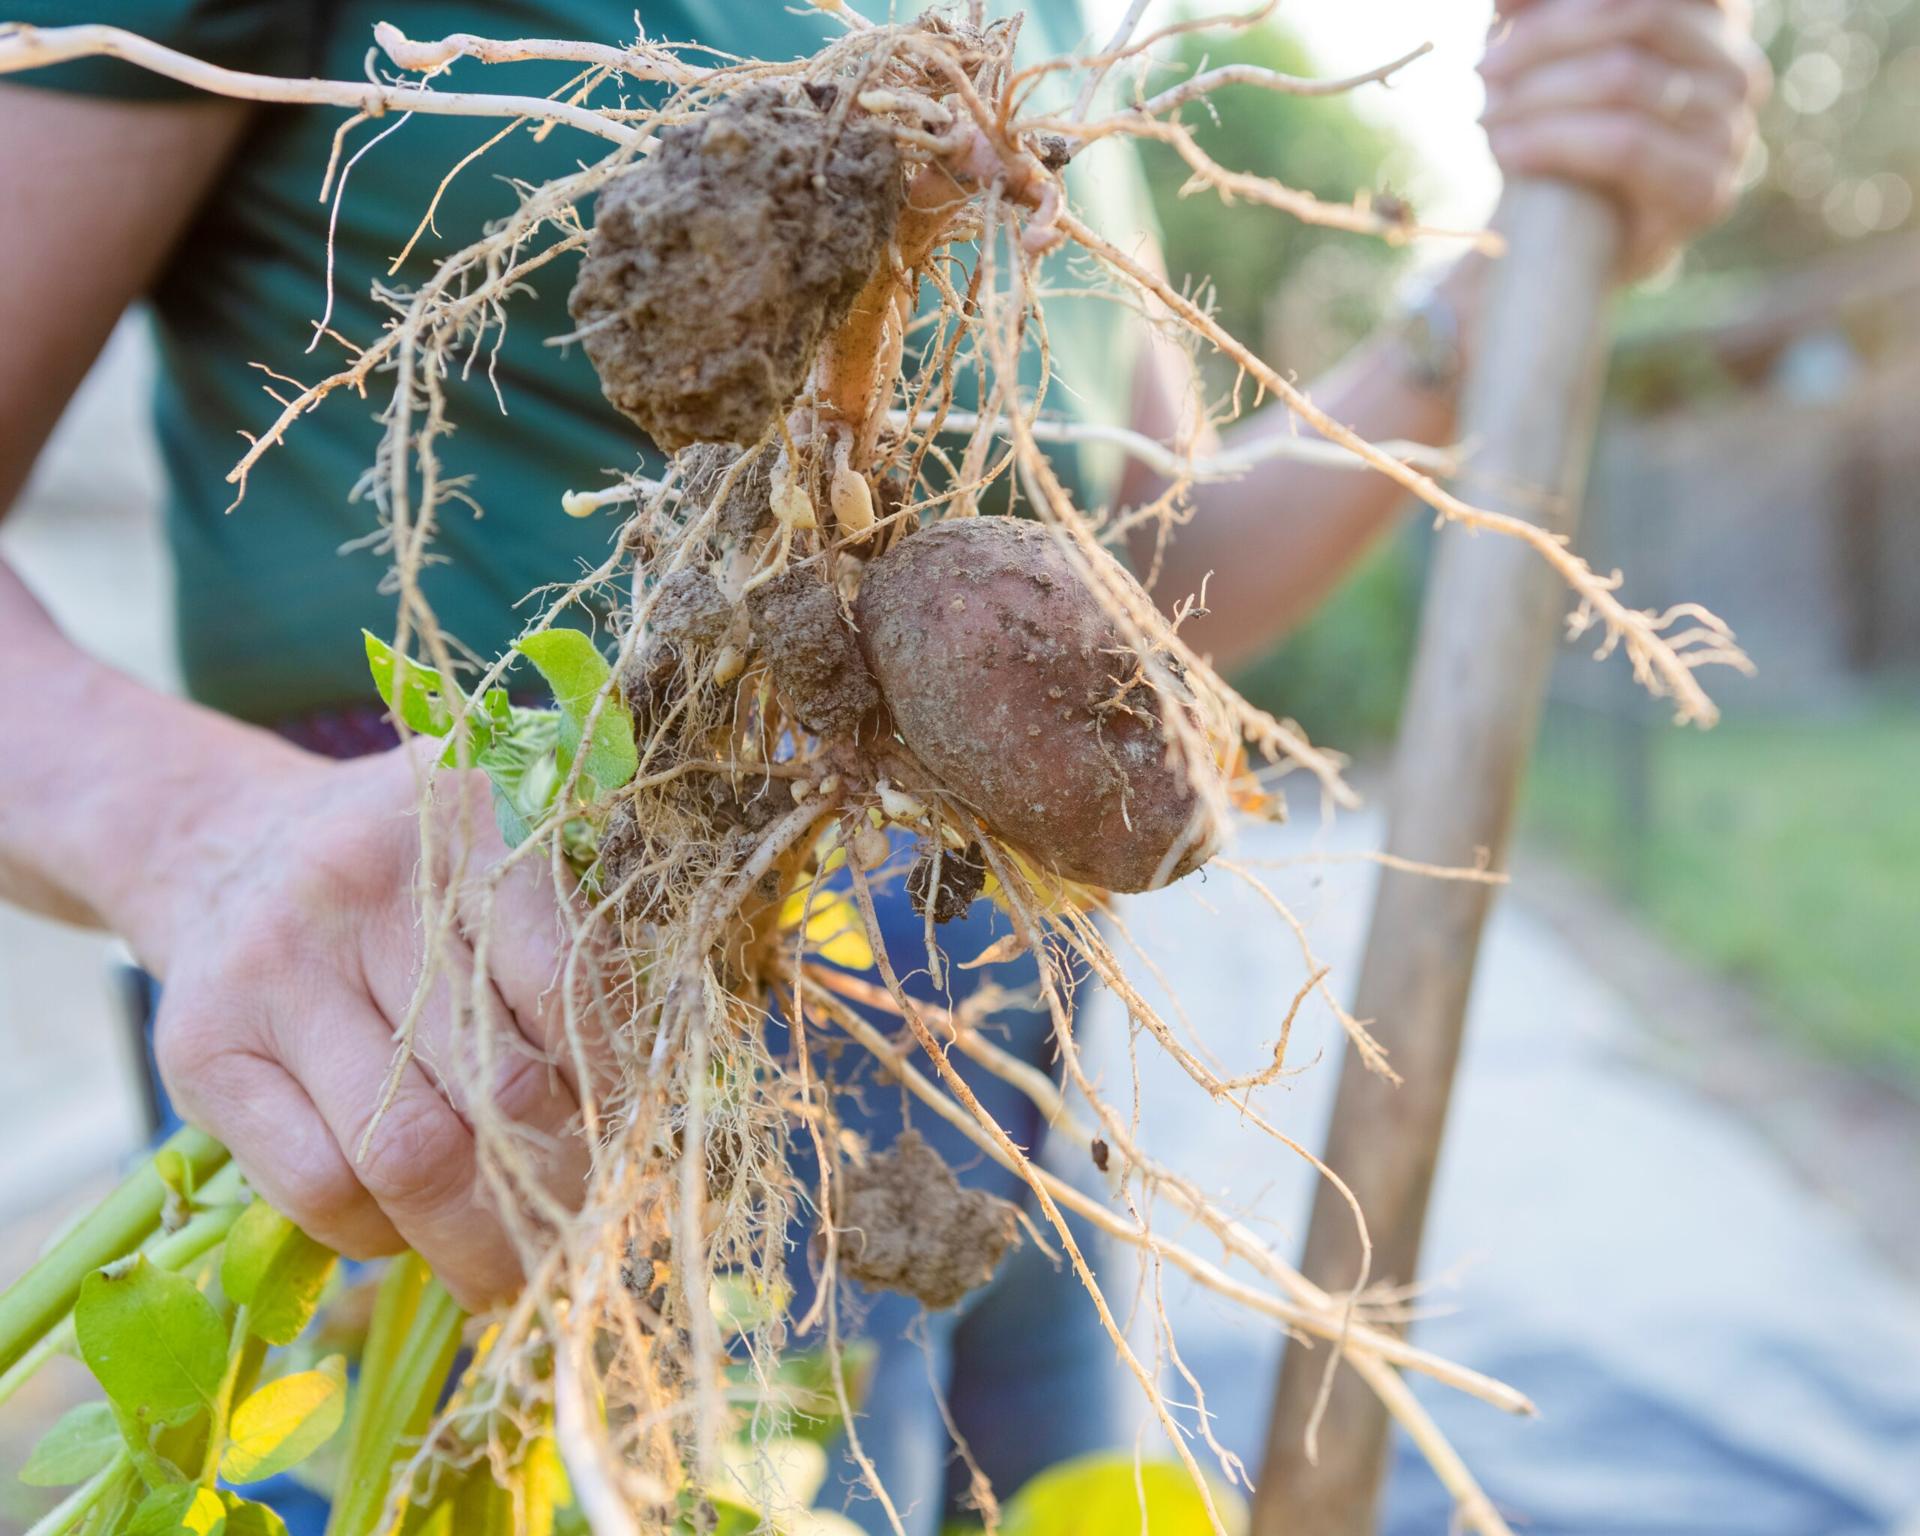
1139 2 1920 1079
1133 16 1425 746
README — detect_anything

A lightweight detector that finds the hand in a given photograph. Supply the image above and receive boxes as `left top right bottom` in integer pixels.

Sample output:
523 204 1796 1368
1480 0 1772 278
137 741 598 1310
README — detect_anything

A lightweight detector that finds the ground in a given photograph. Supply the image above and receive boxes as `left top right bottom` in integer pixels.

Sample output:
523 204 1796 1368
1529 709 1920 1076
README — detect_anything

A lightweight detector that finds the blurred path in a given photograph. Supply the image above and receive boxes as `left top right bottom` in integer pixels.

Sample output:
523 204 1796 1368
1083 810 1920 1534
0 317 169 1232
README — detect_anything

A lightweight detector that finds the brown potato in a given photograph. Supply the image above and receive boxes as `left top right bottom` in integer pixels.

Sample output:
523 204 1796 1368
856 518 1220 893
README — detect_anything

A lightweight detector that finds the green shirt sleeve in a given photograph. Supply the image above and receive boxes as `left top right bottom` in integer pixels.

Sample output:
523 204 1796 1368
5 0 319 100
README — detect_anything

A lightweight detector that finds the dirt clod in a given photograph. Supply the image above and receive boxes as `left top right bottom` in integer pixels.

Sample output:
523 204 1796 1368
906 840 987 924
829 1130 1019 1309
570 86 903 451
678 443 774 545
648 568 733 647
745 566 880 739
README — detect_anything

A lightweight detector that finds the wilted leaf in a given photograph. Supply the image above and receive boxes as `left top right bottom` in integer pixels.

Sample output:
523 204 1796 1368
220 1201 337 1347
128 1483 228 1536
220 1356 347 1484
76 1258 228 1428
776 889 874 971
522 1435 570 1536
221 1494 291 1536
19 1400 120 1486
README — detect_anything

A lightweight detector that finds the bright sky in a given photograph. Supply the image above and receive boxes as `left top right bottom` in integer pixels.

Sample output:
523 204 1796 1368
1082 0 1504 228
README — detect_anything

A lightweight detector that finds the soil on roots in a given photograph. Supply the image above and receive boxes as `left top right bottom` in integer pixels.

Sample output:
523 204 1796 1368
906 839 987 924
570 85 904 452
828 1130 1020 1310
746 565 880 740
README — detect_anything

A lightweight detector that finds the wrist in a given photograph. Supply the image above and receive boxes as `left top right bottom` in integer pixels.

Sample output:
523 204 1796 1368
1387 252 1489 400
35 653 323 971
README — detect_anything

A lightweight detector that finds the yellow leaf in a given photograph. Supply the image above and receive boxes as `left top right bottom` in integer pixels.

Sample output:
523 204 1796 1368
183 1486 226 1535
777 889 874 972
220 1356 347 1484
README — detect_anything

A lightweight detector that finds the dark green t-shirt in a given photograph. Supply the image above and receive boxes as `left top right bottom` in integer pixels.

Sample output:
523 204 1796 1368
14 0 1148 722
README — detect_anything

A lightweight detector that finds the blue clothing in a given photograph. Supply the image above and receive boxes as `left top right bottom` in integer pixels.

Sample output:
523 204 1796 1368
777 867 1126 1534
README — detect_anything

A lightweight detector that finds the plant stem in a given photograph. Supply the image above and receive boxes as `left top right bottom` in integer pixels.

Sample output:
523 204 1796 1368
325 1255 464 1536
0 1163 244 1411
20 1450 131 1536
0 1127 229 1377
199 1303 252 1486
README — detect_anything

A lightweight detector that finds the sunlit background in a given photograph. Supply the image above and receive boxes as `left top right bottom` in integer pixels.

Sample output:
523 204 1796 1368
2 2 1916 1530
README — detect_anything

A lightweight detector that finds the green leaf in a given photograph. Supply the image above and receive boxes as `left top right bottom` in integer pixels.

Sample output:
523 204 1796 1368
997 1454 1247 1536
220 1495 291 1536
128 1482 228 1535
220 1201 338 1347
734 1340 875 1447
153 1148 192 1203
363 632 460 739
220 1355 347 1484
475 709 563 848
19 1399 121 1486
75 1257 229 1428
513 629 636 793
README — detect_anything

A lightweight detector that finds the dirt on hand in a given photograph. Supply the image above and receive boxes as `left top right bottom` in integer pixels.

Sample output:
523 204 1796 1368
828 1130 1019 1310
570 85 903 453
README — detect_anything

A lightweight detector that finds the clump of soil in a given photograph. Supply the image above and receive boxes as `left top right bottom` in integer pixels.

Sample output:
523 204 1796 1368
828 1130 1019 1309
906 840 987 924
570 86 904 452
649 568 733 648
678 443 774 545
745 566 880 739
856 517 1221 893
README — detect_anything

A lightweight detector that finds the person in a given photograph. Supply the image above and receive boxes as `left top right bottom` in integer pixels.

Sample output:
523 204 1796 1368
0 0 1766 1530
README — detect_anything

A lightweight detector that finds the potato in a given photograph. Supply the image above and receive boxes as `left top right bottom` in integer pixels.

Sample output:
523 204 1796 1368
856 518 1220 893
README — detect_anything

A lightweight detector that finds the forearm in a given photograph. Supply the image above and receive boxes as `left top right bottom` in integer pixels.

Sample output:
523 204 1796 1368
1128 257 1482 671
0 559 311 966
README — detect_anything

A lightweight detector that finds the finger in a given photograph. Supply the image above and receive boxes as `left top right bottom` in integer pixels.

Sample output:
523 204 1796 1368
272 993 523 1308
410 768 619 1143
161 1037 403 1261
456 845 626 1105
361 913 582 1138
1483 0 1752 102
1485 107 1736 227
1481 43 1744 148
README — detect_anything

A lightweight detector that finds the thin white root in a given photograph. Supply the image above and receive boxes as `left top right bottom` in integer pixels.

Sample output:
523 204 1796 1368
0 23 642 144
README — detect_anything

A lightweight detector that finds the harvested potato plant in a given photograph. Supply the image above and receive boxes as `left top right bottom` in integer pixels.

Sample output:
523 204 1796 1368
0 9 1755 1536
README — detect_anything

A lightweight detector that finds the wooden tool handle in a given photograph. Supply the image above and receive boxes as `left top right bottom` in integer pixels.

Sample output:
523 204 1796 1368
1251 179 1622 1536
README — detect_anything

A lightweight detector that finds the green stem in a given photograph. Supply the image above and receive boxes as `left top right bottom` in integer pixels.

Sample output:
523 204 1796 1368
109 1396 180 1491
21 1450 132 1536
199 1303 252 1486
325 1255 465 1536
0 1128 229 1376
0 1165 244 1412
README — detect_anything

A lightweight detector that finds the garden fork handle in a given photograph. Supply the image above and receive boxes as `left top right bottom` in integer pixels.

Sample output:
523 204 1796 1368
1252 177 1621 1536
